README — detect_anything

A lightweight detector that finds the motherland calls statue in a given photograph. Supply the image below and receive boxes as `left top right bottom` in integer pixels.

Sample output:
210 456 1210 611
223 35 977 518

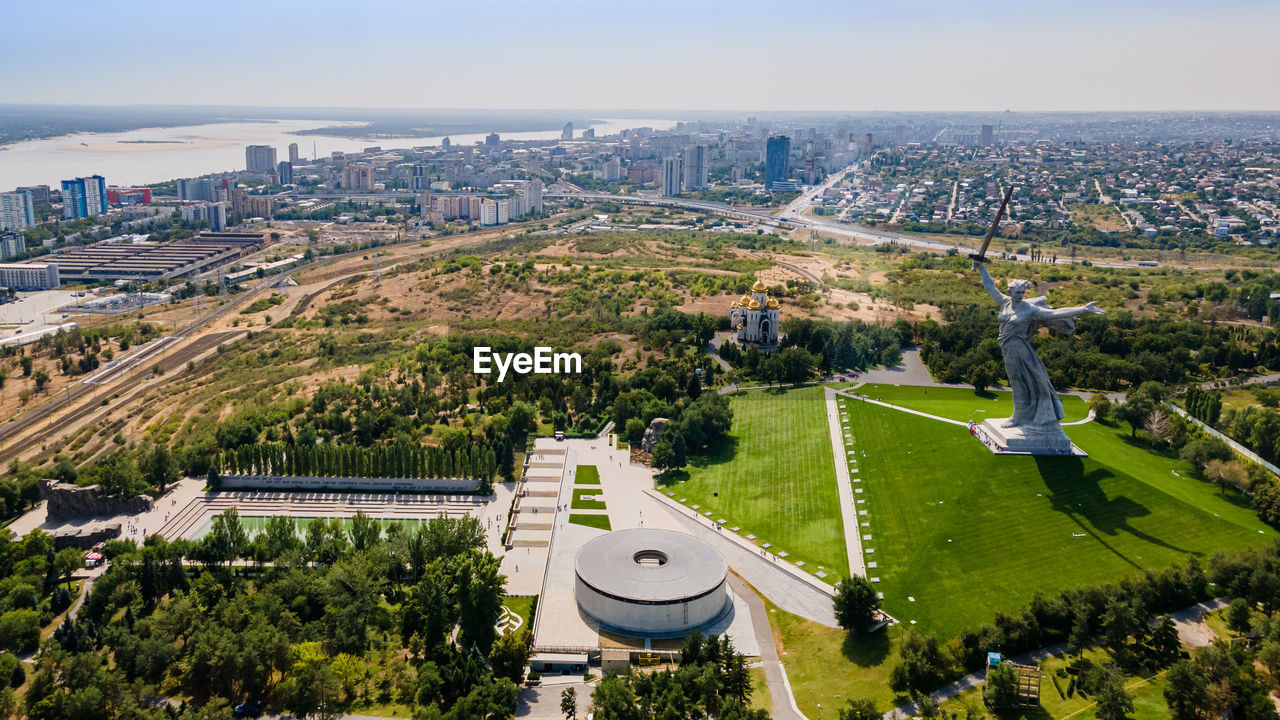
973 259 1105 455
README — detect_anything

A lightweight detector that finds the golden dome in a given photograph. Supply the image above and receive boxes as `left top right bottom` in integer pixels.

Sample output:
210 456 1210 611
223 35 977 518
738 294 753 305
766 297 780 309
752 278 768 292
748 299 762 310
730 302 739 309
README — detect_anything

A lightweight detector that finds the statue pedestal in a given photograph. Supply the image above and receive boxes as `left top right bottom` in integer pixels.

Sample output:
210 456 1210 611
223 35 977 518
975 418 1085 457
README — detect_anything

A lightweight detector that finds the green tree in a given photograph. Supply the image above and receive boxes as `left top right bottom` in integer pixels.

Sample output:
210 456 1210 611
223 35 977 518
143 443 180 492
489 628 532 685
982 661 1019 709
1163 660 1210 720
560 687 577 720
206 507 248 564
589 674 640 720
348 511 382 552
1226 597 1252 632
834 576 881 632
838 698 880 720
52 548 82 589
0 609 40 653
1095 671 1134 720
652 439 677 473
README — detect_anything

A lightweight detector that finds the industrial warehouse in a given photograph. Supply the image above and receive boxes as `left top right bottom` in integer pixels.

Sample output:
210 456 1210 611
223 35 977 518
38 232 264 282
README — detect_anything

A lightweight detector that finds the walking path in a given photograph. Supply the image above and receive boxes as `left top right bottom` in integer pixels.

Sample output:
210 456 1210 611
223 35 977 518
648 489 839 627
835 388 967 427
882 598 1229 719
825 387 866 578
729 574 809 720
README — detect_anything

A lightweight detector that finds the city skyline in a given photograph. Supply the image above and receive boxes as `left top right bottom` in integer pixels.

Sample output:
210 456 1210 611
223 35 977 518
5 0 1279 112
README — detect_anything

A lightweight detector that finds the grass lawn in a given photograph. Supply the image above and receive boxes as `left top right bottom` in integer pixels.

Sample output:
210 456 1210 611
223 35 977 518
852 383 1091 424
841 387 1274 636
571 488 607 510
932 651 1174 720
501 595 536 632
749 666 772 713
1201 608 1235 641
765 591 905 717
576 465 601 484
1036 649 1172 720
667 385 847 577
570 514 611 531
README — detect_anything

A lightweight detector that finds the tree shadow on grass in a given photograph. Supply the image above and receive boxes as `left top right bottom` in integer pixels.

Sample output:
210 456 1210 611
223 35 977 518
991 706 1054 720
1118 432 1180 460
656 469 690 488
841 626 891 667
684 436 741 472
1035 455 1194 568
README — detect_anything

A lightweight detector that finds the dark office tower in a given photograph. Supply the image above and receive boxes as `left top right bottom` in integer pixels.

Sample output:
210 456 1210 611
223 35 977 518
277 161 294 185
485 132 500 147
764 135 791 190
411 163 431 192
981 124 994 146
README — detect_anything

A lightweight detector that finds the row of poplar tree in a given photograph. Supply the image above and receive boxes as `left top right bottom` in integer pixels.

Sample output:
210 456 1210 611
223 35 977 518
1185 385 1224 426
216 441 499 482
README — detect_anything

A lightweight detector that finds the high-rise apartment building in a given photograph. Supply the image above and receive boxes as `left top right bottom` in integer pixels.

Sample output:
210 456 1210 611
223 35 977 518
288 143 300 163
441 137 451 151
245 145 278 173
0 191 35 231
981 124 995 146
562 122 573 141
682 145 708 191
485 133 500 147
342 164 374 191
277 161 294 185
245 196 273 219
764 136 791 190
0 231 26 260
524 179 542 213
17 185 49 203
180 202 227 231
61 176 108 219
176 178 216 202
661 157 683 196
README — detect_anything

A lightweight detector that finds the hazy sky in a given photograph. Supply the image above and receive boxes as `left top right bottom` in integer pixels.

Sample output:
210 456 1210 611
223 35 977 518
8 0 1278 112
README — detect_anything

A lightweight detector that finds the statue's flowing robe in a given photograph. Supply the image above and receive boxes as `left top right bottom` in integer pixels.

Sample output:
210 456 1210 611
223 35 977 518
998 296 1070 427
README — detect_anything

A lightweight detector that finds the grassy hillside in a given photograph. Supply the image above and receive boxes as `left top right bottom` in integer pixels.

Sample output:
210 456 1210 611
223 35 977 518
668 385 847 578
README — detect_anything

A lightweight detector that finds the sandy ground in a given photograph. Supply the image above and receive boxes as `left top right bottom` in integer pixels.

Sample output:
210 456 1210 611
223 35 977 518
57 140 235 153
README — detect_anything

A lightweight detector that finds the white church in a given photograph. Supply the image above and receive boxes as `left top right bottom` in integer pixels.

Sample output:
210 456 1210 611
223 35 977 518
728 278 781 347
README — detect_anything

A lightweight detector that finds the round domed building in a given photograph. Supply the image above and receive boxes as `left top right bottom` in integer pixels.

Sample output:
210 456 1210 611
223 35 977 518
728 278 781 347
575 528 731 637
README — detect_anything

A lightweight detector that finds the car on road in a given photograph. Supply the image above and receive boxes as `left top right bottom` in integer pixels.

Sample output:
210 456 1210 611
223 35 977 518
232 703 263 718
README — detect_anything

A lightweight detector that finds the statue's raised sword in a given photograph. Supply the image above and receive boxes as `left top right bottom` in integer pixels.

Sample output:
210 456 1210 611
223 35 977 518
969 185 1015 265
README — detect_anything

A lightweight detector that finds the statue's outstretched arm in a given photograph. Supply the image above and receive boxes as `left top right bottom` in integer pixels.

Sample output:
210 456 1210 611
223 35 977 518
1036 301 1106 319
974 261 1007 306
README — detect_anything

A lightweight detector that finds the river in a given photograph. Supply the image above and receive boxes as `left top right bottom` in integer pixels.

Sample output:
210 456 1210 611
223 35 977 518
0 117 678 190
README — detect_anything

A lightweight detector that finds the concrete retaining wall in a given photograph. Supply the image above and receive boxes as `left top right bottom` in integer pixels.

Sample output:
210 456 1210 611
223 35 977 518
217 474 480 493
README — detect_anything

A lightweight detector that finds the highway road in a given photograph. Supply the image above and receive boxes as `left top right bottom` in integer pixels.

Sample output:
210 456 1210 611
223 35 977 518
547 188 1221 271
